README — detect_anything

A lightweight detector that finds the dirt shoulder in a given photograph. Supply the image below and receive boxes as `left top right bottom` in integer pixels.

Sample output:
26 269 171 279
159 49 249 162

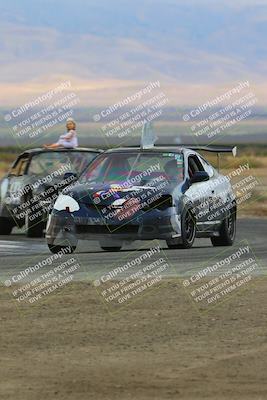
0 278 267 400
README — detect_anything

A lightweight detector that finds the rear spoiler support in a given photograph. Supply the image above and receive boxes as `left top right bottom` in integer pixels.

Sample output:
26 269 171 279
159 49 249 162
217 153 221 172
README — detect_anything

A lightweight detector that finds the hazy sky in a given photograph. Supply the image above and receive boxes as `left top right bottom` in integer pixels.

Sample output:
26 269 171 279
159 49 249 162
0 0 267 106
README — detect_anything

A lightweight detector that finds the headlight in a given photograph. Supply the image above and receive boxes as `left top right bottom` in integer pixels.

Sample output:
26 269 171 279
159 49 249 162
53 194 80 212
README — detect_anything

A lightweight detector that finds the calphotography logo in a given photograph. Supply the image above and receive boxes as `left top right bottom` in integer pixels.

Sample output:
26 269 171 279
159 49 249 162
2 81 81 148
94 81 169 147
91 241 175 313
3 241 83 308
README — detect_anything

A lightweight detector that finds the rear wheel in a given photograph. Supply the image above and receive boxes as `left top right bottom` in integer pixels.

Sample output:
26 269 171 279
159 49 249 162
0 217 13 235
167 209 196 249
211 207 236 247
48 244 76 254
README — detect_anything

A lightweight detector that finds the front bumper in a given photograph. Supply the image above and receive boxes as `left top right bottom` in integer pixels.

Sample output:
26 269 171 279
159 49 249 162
46 206 182 246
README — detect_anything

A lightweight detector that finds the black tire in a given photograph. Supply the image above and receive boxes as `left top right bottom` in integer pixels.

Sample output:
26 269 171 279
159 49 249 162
25 211 44 238
0 217 13 235
167 209 196 249
48 244 76 254
211 207 236 247
101 246 122 252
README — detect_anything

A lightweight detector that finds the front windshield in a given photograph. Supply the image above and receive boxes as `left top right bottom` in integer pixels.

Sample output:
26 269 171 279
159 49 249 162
79 152 184 185
28 151 97 178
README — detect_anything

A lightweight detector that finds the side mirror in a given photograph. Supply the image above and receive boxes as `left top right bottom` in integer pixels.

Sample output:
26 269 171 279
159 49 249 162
190 171 209 184
63 172 78 182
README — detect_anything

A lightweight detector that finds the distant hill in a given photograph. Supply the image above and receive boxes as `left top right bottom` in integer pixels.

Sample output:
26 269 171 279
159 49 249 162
1 0 267 106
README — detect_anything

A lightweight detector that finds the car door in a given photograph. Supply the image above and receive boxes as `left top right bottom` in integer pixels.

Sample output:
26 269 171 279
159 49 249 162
183 153 213 232
200 156 235 229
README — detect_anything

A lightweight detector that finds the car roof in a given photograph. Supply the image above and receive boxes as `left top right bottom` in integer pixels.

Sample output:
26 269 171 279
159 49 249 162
21 147 102 155
104 146 185 153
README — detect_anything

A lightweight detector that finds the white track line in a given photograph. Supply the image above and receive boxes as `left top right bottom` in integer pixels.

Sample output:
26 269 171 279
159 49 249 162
0 241 47 255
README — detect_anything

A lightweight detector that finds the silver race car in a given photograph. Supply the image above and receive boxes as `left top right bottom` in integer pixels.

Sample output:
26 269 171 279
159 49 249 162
0 147 102 237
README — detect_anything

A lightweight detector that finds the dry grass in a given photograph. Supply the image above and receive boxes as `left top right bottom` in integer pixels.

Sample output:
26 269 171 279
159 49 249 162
0 150 20 177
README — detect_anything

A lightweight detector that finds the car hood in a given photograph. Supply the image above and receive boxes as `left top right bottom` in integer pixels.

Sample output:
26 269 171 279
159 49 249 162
63 181 179 206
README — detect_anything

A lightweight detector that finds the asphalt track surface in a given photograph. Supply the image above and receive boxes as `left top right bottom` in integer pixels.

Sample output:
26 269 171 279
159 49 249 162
0 218 266 284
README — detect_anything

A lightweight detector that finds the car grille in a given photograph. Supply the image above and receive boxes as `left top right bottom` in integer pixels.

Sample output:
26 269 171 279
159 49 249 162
76 225 139 234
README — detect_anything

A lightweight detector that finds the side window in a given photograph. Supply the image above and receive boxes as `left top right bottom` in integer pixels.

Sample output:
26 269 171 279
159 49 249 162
9 156 29 177
199 156 214 178
187 155 204 178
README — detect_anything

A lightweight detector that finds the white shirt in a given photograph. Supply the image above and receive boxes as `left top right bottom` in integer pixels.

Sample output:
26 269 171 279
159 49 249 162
57 130 78 148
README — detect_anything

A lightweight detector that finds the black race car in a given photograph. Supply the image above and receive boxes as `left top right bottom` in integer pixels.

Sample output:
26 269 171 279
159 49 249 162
46 144 237 253
0 147 102 237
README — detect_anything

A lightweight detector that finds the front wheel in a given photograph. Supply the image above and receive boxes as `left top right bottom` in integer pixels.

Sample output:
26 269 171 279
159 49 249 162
0 217 13 235
166 209 196 249
211 207 236 247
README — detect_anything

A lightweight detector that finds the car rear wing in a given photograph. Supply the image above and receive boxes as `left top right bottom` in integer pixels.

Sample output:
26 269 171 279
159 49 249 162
187 145 237 157
152 144 237 170
186 145 237 171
